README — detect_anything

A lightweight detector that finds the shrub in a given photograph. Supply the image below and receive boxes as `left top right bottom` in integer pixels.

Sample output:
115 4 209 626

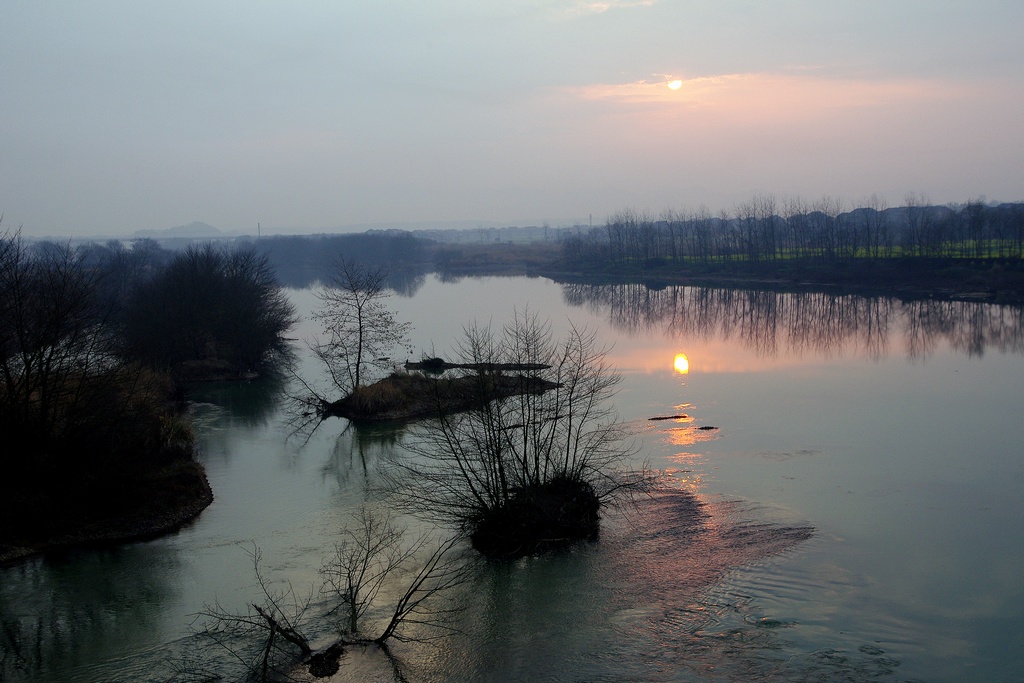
390 310 649 559
470 477 601 558
122 244 296 378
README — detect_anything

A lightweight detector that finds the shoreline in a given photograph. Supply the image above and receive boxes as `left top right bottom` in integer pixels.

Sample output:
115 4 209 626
427 245 1024 304
540 268 1018 303
0 461 214 567
449 261 1024 304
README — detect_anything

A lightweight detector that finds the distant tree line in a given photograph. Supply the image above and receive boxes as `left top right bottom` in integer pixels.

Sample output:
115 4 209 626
561 196 1024 267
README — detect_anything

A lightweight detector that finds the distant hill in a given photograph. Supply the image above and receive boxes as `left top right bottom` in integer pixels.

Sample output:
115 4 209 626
134 221 222 239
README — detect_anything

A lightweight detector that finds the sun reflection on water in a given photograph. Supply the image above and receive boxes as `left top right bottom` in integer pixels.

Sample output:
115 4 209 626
673 353 690 374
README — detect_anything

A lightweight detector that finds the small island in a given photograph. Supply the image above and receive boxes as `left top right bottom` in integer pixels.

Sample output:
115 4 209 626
297 270 646 562
318 360 558 424
308 358 609 560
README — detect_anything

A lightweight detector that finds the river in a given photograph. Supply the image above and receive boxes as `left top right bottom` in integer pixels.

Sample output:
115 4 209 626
2 275 1023 682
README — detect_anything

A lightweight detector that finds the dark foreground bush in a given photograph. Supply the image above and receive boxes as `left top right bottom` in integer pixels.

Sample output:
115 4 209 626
470 477 601 559
0 363 210 563
0 449 213 565
122 244 296 380
0 366 213 564
0 232 214 564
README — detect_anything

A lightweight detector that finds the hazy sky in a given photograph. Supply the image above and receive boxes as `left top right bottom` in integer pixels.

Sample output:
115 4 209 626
3 1 1023 237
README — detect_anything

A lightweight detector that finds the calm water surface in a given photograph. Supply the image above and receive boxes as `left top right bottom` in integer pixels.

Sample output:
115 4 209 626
2 275 1023 682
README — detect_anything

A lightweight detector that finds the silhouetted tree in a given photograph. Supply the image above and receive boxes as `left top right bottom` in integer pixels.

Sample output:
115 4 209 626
188 511 467 681
0 231 112 447
0 230 203 547
390 310 649 558
122 244 296 379
309 259 412 394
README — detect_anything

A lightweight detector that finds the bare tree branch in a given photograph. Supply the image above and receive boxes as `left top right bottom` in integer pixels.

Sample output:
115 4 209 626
385 308 652 558
189 513 469 680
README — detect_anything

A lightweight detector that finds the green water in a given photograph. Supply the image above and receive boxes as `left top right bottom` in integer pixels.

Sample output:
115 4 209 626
2 275 1022 682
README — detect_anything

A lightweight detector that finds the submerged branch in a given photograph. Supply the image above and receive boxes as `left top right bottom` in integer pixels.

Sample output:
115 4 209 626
252 604 312 656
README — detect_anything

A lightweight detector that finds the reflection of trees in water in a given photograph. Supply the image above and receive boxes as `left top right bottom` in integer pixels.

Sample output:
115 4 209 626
564 283 1024 359
386 269 427 297
436 269 466 284
0 548 179 681
902 298 1024 358
187 367 290 428
322 423 406 492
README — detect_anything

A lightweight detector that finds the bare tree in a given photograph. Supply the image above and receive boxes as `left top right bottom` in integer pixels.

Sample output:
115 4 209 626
902 192 933 257
0 231 113 442
121 244 296 378
813 195 845 259
320 508 418 637
189 512 468 681
0 230 205 535
288 259 413 434
734 198 759 261
388 310 649 558
660 207 683 262
860 194 890 258
963 197 988 258
782 195 809 257
189 546 314 682
692 205 715 263
309 259 412 395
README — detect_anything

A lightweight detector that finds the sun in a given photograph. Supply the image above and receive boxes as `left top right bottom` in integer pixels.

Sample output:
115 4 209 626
673 353 690 374
667 79 683 90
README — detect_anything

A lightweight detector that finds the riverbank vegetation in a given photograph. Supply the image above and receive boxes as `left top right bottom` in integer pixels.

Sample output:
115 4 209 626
567 198 1024 264
248 230 428 289
0 231 295 563
379 197 1022 301
128 197 1024 302
121 244 297 382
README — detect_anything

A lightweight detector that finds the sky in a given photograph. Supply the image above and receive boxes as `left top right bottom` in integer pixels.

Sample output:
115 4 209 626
2 1 1023 238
